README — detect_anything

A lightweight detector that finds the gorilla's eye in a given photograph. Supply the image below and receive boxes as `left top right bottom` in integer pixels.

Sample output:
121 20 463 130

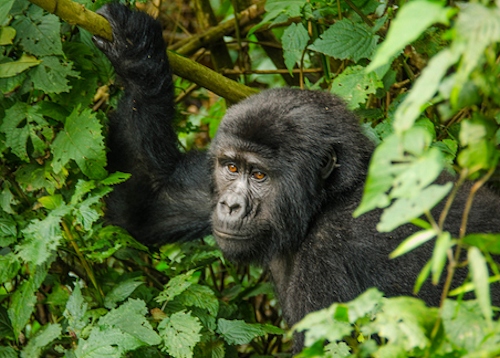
252 171 266 181
227 164 239 173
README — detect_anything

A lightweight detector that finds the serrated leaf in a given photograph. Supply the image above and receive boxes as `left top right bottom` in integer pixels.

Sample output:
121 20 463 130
17 206 70 266
74 326 127 358
8 279 37 339
21 323 61 358
104 278 144 309
51 107 107 179
0 54 40 78
64 285 89 336
156 270 195 304
178 284 219 316
158 311 202 358
31 56 79 94
100 172 131 186
0 102 50 161
367 1 451 71
13 6 63 56
330 65 382 109
282 23 310 72
310 19 378 62
100 299 161 347
217 318 281 345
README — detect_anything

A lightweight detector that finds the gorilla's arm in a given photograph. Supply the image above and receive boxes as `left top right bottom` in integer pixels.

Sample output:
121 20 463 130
94 4 212 244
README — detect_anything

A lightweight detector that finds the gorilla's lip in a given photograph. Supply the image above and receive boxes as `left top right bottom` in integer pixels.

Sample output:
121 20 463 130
213 229 252 240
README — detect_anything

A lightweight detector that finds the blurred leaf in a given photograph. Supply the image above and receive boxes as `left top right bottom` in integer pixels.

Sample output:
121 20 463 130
64 285 89 337
310 19 378 62
367 1 451 71
7 278 37 339
390 229 437 259
463 233 500 254
431 231 451 285
468 247 492 323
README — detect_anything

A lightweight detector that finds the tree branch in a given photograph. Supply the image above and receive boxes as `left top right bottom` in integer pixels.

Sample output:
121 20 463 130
27 0 258 103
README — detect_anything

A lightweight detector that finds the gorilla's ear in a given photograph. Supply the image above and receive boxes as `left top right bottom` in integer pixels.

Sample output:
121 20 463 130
320 149 339 179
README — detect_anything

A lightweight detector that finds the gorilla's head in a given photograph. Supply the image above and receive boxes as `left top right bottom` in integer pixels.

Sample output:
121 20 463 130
209 88 373 264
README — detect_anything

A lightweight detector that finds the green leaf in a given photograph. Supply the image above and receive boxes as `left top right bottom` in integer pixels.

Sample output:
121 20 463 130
8 278 38 339
17 207 70 266
156 270 195 304
0 54 40 78
367 0 451 71
309 19 378 62
431 231 451 285
104 278 144 309
51 107 107 179
394 45 461 133
282 23 310 72
21 323 61 358
12 5 63 56
463 233 500 254
0 26 16 45
0 102 50 161
378 183 452 232
177 284 219 316
100 299 162 347
0 0 15 25
158 311 202 358
390 229 437 259
64 284 89 337
0 253 20 284
330 65 382 110
468 247 492 323
217 318 283 345
100 172 131 186
31 56 79 94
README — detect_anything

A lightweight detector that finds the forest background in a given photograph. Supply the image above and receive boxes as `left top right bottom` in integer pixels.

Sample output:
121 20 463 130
1 0 500 356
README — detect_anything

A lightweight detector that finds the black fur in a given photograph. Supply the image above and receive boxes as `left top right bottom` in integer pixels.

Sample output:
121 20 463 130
94 4 500 352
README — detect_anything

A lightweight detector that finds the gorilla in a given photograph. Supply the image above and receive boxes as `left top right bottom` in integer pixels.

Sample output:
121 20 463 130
93 4 500 351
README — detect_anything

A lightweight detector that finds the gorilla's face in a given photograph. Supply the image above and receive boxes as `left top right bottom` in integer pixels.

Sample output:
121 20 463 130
211 148 275 262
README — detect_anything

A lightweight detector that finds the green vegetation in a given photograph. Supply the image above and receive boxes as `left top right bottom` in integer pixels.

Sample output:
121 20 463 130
1 0 500 356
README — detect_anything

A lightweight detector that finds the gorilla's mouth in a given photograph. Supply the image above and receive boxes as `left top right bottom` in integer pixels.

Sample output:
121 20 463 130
213 228 253 240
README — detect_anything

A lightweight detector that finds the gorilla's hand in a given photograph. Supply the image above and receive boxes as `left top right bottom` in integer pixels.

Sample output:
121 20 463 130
92 4 169 90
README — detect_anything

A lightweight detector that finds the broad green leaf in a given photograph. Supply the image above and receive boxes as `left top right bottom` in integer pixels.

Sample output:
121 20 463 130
394 45 461 133
8 279 37 339
330 65 382 110
100 299 161 347
0 252 20 284
346 288 384 322
218 318 284 346
21 323 61 358
431 231 451 285
282 23 310 72
378 183 452 232
17 206 69 266
156 270 195 303
458 139 498 174
468 247 492 323
390 229 437 259
367 0 451 71
0 27 16 45
51 107 107 179
177 284 219 316
12 6 63 56
31 56 79 94
1 182 17 214
38 194 63 210
64 285 89 336
0 54 40 78
309 19 378 62
159 311 202 358
0 347 17 358
0 102 50 161
74 326 127 358
104 278 144 309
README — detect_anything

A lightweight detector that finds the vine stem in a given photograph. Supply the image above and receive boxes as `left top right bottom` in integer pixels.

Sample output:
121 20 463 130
27 0 258 103
61 219 104 303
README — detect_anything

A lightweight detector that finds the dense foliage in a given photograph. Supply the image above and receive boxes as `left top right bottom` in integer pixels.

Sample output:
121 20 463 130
1 0 500 356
